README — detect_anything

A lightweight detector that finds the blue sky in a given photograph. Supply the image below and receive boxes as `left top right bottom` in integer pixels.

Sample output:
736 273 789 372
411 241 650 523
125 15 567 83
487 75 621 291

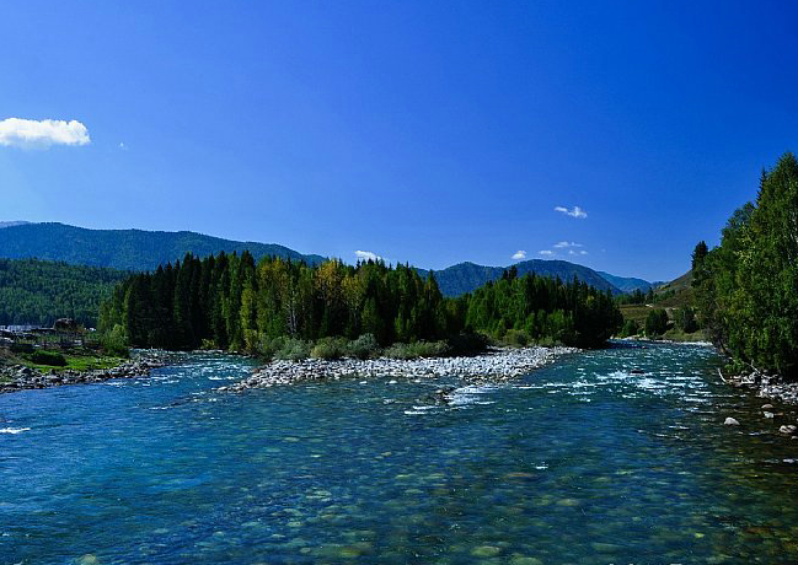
1 1 796 281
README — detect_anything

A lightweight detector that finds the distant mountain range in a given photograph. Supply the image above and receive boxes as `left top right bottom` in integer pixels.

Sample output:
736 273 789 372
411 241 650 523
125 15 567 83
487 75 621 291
596 271 661 294
0 222 325 271
420 261 625 296
0 221 658 295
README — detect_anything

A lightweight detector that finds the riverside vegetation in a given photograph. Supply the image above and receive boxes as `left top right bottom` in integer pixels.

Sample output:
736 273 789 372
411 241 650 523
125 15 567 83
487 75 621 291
692 152 798 381
98 255 623 361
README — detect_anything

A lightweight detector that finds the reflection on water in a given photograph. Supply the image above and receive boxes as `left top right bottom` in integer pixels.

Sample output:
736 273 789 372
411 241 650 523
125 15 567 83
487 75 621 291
2 344 798 564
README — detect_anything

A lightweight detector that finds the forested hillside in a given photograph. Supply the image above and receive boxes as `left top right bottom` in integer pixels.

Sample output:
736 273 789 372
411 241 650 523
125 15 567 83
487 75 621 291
99 252 623 352
0 259 128 327
693 152 798 378
0 222 324 271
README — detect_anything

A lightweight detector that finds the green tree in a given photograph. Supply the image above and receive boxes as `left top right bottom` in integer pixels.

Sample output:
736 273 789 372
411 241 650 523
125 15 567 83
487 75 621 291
645 309 669 337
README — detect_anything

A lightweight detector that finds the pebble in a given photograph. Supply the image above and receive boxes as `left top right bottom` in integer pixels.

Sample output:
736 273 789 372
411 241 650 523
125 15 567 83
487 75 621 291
221 347 577 391
724 417 740 426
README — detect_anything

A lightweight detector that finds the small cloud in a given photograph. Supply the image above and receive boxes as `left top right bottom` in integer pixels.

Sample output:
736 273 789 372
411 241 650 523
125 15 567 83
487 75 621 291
554 205 587 219
355 250 382 262
0 118 90 148
511 250 527 260
540 241 589 258
553 241 583 249
118 142 128 151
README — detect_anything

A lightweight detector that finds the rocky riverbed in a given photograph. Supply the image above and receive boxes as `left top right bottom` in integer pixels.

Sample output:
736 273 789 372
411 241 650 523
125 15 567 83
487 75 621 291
725 368 798 405
220 346 577 392
0 352 167 394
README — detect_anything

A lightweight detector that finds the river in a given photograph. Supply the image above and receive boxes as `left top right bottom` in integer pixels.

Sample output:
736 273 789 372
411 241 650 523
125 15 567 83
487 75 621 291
2 342 798 564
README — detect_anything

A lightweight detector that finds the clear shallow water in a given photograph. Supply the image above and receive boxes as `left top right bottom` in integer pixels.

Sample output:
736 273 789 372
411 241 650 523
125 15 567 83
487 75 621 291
2 344 798 564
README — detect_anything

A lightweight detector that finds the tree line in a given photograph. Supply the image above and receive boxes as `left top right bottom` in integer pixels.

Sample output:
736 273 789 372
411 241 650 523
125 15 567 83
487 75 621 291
692 152 798 379
465 266 623 348
99 254 623 353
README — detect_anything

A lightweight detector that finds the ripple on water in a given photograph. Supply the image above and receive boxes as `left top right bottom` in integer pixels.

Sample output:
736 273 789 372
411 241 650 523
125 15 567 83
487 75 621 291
3 345 798 564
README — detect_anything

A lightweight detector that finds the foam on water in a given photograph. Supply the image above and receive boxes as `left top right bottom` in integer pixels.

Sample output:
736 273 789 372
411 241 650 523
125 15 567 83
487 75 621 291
0 428 30 434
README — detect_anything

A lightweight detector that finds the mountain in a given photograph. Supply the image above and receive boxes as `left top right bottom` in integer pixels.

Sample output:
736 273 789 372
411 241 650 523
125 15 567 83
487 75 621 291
0 222 646 298
419 260 622 297
596 271 656 294
0 223 325 271
0 221 30 229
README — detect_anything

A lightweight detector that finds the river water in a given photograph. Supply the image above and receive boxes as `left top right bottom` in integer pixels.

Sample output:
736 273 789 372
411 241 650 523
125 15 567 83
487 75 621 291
2 343 798 564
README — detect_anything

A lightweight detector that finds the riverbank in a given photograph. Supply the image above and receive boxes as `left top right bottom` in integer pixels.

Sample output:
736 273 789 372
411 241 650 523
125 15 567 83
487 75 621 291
723 367 798 406
0 351 167 394
617 335 713 346
220 346 576 391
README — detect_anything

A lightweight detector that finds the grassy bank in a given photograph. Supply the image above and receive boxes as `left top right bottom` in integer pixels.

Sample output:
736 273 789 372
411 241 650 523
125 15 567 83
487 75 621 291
1 348 126 374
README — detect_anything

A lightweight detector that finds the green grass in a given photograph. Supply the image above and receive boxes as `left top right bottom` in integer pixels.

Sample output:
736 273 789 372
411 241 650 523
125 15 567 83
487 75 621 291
662 328 707 343
27 355 125 372
2 349 125 373
620 304 653 326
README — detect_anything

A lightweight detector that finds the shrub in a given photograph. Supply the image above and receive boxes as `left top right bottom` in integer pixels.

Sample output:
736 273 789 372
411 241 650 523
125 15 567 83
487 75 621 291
29 350 67 367
674 307 699 333
311 337 348 360
346 334 380 360
619 319 640 338
503 329 530 347
447 331 490 355
273 338 311 361
534 336 560 347
645 309 669 337
385 340 450 359
101 324 129 357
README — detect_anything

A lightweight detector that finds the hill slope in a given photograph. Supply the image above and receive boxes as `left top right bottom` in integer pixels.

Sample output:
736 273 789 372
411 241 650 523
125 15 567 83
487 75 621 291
596 271 656 293
653 270 694 308
0 223 325 271
0 258 129 327
419 260 622 297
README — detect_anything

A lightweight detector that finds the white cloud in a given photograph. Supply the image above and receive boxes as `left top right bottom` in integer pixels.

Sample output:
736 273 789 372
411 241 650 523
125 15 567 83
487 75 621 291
118 142 128 151
355 250 382 262
511 250 527 260
554 205 588 219
540 241 589 258
0 118 90 148
553 241 583 249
